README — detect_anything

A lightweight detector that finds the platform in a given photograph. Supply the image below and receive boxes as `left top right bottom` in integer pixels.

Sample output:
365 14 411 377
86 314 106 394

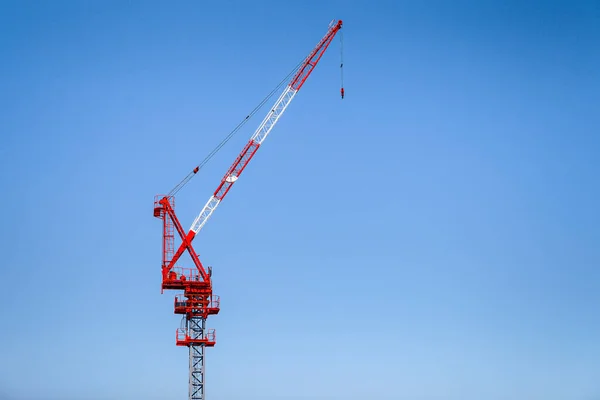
176 328 216 347
174 294 220 316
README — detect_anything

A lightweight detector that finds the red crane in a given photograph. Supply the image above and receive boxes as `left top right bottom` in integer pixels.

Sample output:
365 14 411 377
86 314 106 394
153 19 343 400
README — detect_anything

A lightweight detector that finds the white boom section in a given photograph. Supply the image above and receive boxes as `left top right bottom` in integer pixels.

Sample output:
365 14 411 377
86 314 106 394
191 195 221 235
189 85 298 235
250 85 297 145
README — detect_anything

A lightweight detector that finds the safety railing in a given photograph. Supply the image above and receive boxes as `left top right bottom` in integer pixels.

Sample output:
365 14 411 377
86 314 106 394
210 295 220 309
206 329 216 343
175 328 217 345
164 266 204 282
176 328 187 343
153 195 174 217
174 294 220 308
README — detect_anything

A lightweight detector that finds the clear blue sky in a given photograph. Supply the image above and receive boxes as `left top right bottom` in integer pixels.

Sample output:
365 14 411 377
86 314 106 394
1 1 599 399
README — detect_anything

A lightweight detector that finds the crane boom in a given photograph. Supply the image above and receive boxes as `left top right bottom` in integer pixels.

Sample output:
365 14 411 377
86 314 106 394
188 19 343 237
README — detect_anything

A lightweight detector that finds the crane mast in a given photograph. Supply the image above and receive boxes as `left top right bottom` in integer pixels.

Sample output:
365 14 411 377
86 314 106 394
153 19 343 400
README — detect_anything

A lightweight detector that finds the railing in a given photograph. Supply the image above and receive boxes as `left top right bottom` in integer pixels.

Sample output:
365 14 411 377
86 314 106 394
154 194 175 209
165 266 204 282
210 295 220 309
176 328 217 344
153 194 174 217
206 329 216 342
174 294 220 309
176 328 187 342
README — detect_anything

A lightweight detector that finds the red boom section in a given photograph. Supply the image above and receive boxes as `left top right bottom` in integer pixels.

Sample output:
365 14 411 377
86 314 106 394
290 20 343 91
213 140 260 200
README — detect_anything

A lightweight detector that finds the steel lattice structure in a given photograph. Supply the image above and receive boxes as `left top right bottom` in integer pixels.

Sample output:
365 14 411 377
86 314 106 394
154 19 343 400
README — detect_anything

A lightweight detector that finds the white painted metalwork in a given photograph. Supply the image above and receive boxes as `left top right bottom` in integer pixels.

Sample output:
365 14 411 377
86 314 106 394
190 195 220 234
250 85 297 145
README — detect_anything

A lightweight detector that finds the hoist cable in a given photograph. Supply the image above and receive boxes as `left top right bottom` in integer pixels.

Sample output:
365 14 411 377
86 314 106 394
339 29 345 99
340 29 344 87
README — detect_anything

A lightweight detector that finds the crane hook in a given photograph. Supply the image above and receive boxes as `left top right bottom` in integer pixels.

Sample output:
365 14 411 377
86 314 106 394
341 87 345 99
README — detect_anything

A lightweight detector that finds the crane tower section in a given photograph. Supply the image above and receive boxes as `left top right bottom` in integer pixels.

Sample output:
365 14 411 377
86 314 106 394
154 19 343 400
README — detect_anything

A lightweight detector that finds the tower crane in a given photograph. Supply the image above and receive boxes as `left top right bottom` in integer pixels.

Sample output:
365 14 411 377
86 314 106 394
153 19 343 400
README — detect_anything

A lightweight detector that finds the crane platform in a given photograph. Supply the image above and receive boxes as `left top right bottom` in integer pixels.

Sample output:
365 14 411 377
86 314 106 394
176 328 216 347
174 294 220 316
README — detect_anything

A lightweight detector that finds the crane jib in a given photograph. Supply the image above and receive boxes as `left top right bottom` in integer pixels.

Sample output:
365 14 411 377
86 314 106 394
187 20 342 236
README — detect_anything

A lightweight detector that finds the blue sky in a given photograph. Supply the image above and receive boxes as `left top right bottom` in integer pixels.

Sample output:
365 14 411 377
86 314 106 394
1 0 599 399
